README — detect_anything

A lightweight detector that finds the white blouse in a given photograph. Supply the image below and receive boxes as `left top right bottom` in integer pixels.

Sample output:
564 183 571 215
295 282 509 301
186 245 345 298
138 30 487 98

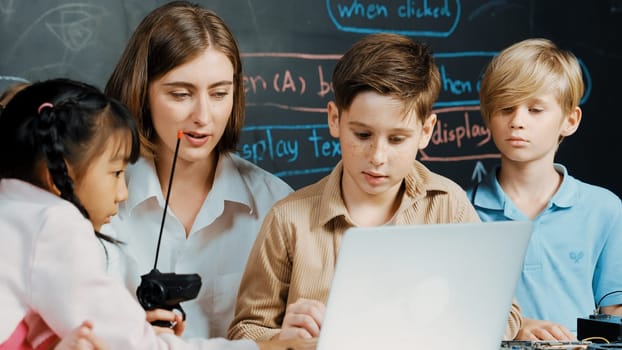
103 153 293 339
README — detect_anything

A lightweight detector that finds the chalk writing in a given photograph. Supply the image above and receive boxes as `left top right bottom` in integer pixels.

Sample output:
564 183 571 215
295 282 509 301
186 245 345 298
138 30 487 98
471 161 487 182
242 53 339 113
431 106 490 148
422 106 498 162
237 51 592 186
1 1 610 193
241 53 592 111
307 128 342 158
326 0 460 37
239 106 498 182
238 124 340 178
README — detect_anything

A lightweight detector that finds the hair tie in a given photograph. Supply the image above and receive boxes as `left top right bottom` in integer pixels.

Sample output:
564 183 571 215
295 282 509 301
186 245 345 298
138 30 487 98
38 102 54 114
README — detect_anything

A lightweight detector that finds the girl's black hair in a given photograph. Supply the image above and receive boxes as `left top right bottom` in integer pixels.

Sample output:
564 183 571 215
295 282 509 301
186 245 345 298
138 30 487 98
0 78 140 245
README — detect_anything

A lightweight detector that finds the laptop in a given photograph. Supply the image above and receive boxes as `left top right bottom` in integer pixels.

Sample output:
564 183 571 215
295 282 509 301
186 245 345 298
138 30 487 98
316 221 532 350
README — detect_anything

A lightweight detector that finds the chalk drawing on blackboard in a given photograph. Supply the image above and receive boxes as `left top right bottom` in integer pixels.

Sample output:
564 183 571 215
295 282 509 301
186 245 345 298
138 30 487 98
0 75 29 83
46 7 102 51
326 0 461 37
0 0 16 17
578 60 591 105
7 4 109 60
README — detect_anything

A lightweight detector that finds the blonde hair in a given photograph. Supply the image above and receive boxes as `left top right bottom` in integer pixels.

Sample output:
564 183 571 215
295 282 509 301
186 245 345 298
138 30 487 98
479 38 584 126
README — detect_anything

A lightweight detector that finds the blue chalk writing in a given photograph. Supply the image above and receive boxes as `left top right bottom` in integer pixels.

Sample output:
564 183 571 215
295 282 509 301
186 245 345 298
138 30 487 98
239 124 341 180
239 128 300 164
336 0 389 19
307 128 341 158
397 0 452 18
326 0 461 37
440 65 474 95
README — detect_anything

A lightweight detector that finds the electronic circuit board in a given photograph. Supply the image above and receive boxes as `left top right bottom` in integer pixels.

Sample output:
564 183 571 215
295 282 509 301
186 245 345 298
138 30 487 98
500 340 591 349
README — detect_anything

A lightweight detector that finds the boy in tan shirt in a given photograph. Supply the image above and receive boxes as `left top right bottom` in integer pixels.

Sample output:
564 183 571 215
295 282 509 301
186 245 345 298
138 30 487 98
228 33 522 342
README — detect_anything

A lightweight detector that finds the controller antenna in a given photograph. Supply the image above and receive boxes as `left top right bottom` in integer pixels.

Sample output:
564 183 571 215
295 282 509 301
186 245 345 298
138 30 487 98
153 130 183 270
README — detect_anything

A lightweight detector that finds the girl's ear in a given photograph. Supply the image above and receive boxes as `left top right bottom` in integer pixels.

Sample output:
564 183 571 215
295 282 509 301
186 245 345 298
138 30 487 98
41 160 75 196
42 167 61 196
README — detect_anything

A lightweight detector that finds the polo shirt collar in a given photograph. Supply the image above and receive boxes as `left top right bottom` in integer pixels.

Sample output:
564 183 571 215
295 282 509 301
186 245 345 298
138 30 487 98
550 163 577 209
472 163 577 212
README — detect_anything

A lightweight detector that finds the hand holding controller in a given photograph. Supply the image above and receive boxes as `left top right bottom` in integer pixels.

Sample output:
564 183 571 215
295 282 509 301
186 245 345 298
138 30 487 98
136 269 202 327
136 131 203 329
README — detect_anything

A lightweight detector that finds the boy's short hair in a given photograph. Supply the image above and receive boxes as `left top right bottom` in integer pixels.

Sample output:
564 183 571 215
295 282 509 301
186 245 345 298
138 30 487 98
331 33 440 123
479 38 584 125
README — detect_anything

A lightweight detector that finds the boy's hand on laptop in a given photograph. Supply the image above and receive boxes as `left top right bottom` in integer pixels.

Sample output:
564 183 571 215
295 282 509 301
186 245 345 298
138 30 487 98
278 298 325 340
515 318 576 341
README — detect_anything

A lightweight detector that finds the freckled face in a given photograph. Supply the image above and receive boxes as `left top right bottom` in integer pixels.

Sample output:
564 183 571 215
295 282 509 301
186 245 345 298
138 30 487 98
148 47 234 164
328 91 435 200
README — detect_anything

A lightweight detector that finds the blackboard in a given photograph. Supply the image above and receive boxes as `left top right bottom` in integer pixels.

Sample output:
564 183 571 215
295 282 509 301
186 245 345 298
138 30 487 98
1 0 621 197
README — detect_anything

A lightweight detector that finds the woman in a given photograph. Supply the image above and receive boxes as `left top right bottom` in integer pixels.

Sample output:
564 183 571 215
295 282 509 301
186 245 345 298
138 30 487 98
104 1 293 339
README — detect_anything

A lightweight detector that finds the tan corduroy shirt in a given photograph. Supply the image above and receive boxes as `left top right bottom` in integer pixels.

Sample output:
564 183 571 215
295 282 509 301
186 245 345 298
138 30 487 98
227 161 522 341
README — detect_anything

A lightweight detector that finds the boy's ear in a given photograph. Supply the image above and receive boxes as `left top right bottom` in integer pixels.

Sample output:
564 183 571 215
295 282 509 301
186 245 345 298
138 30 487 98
561 106 582 137
418 113 437 149
327 101 340 138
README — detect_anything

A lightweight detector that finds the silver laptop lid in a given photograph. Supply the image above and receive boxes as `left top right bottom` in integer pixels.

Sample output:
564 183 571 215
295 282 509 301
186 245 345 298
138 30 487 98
317 221 532 350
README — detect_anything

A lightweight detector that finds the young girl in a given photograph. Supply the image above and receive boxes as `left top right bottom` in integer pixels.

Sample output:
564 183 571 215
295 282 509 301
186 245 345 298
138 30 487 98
0 78 258 349
104 1 292 338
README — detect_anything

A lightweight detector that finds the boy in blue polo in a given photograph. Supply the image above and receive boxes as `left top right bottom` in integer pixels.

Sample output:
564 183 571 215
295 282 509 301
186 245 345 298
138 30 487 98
468 38 622 340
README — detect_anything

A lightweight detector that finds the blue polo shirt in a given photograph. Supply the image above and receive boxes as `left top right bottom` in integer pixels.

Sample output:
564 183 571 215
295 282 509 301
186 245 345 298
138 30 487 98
466 164 622 332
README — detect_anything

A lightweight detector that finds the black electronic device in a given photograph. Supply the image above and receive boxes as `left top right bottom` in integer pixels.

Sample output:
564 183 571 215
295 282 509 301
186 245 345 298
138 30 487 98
136 130 202 327
577 291 622 344
578 314 622 344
